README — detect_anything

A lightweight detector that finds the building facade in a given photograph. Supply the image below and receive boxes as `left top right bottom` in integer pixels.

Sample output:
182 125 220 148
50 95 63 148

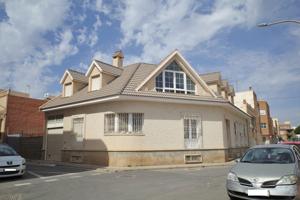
41 50 251 167
279 121 293 141
258 100 274 143
234 88 262 146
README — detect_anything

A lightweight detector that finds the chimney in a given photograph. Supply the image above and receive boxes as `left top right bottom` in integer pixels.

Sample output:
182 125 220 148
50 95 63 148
112 50 124 68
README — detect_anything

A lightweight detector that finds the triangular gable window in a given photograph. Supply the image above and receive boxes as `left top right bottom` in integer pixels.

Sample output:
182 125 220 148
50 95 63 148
155 61 195 95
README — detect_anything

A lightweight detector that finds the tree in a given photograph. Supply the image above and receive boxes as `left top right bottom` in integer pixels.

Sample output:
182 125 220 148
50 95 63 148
295 125 300 135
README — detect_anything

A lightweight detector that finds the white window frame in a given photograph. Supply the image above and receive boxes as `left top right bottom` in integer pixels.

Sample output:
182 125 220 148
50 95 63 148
260 109 266 115
183 113 202 149
104 113 144 135
91 75 100 91
156 69 195 94
64 83 72 97
72 115 85 141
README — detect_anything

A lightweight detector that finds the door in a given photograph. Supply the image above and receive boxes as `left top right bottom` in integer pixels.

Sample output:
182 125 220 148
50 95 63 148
226 119 231 148
46 128 63 161
184 117 201 149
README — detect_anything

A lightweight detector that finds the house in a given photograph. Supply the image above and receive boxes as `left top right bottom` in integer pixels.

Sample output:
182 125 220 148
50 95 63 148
0 89 47 159
40 50 251 166
279 121 293 141
258 100 275 143
234 87 262 145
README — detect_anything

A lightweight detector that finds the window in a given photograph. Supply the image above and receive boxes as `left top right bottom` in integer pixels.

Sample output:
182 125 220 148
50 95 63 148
104 113 144 134
104 113 115 133
91 75 100 91
184 118 198 139
260 123 267 128
73 118 84 141
64 83 72 97
155 61 195 95
118 113 129 133
260 109 266 115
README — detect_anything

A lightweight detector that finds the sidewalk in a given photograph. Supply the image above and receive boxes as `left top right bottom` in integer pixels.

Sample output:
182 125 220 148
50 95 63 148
28 159 235 172
105 161 235 172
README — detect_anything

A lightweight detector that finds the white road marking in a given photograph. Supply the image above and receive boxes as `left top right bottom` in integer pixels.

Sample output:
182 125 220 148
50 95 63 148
69 175 82 179
44 178 58 182
27 170 42 178
14 182 32 187
91 173 103 176
41 173 77 179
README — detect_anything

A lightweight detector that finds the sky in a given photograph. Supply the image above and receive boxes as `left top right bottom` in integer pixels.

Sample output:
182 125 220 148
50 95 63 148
0 0 299 126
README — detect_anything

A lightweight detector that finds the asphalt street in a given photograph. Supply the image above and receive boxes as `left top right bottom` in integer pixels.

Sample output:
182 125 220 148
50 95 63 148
0 164 232 200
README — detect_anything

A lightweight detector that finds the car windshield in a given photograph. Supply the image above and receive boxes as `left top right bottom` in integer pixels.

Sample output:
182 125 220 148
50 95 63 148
0 145 18 156
241 147 295 164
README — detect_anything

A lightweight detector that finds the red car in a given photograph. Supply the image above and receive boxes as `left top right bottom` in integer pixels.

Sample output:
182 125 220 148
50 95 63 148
282 141 300 149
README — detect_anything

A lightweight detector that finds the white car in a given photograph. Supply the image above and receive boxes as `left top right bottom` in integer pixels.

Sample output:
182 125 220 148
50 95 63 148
0 144 26 178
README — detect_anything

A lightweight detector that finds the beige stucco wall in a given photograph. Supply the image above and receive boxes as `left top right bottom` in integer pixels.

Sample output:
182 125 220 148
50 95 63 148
208 84 220 96
47 101 249 152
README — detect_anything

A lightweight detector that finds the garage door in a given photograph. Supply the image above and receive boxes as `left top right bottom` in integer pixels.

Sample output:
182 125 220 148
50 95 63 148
46 128 63 161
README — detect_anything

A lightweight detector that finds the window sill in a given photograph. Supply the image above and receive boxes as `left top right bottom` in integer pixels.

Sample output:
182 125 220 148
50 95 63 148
104 132 145 136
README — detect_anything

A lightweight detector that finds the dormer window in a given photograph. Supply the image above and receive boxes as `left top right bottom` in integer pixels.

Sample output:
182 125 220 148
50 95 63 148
91 75 100 91
64 83 72 97
155 61 195 94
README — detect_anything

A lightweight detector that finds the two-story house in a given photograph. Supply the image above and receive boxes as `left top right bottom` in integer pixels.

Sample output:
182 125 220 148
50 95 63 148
41 50 250 166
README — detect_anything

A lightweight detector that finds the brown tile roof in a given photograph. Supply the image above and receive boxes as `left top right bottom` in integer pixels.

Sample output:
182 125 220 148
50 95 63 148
41 64 139 109
68 69 88 83
41 63 227 110
94 60 123 76
199 72 221 84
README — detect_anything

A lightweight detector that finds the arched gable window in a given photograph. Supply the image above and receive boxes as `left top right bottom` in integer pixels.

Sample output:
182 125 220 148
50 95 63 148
155 61 195 94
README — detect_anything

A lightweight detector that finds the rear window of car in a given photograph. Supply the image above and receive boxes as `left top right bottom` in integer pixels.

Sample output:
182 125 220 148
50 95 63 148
0 145 18 156
241 147 295 164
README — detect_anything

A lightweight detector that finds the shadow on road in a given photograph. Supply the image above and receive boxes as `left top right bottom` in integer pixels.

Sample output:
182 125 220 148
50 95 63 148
0 163 100 183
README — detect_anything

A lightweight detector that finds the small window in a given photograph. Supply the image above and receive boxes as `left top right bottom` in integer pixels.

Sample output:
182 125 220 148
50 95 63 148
73 117 84 141
260 109 266 115
64 83 72 97
118 113 129 133
260 123 267 129
132 113 144 133
91 75 100 91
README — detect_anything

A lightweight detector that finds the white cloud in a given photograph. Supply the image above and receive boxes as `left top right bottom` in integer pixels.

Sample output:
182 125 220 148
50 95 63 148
0 0 75 97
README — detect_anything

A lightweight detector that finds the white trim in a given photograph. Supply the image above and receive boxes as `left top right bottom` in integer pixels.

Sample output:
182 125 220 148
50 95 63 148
135 50 217 97
72 114 86 142
85 60 122 77
60 70 73 84
42 96 120 112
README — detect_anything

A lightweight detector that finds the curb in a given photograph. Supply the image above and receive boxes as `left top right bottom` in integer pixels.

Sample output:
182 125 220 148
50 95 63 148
98 161 235 172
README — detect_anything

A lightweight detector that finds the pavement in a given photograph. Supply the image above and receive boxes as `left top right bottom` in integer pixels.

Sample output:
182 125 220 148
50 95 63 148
0 161 233 200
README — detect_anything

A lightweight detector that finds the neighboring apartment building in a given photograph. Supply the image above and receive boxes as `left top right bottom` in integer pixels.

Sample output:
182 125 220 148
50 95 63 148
41 50 251 167
199 72 235 104
258 100 274 143
272 118 280 136
0 89 47 158
234 88 262 146
279 121 293 141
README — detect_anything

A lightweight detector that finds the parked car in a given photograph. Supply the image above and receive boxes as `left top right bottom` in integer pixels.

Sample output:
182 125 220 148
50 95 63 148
0 144 26 178
227 144 300 200
282 141 300 149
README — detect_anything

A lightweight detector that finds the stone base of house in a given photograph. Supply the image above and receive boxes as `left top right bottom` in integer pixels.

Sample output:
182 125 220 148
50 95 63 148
60 147 248 167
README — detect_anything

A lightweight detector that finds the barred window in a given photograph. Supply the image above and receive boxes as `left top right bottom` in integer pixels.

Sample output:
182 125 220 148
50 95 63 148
104 113 115 133
118 113 129 133
104 113 144 134
73 117 84 141
132 113 144 133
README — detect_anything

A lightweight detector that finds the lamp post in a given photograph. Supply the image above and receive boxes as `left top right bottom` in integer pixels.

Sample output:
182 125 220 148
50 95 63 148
257 20 300 27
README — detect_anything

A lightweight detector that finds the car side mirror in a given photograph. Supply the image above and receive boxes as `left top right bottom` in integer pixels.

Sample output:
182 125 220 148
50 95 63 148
235 158 240 163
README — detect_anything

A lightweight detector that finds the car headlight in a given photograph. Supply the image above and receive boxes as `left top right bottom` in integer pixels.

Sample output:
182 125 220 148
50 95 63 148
277 175 297 185
227 172 238 182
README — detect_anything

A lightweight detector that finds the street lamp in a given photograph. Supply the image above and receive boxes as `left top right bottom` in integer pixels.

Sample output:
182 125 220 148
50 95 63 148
257 20 300 27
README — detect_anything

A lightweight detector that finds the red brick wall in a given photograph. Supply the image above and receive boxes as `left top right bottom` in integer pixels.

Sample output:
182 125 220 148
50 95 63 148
5 95 47 137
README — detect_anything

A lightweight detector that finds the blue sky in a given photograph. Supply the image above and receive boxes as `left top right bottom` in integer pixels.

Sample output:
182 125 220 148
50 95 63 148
0 0 300 126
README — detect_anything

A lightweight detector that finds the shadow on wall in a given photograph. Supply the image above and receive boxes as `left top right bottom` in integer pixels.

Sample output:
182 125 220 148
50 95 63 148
46 132 109 166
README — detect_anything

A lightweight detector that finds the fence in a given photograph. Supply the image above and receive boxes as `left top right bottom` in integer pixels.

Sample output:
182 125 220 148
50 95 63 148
4 134 43 160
